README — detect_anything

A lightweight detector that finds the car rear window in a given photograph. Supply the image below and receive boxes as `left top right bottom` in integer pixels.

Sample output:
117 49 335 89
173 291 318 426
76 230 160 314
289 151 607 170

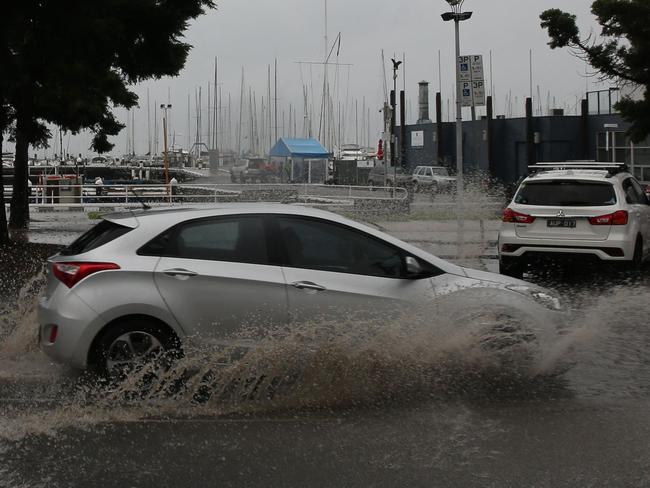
514 180 617 206
61 220 133 255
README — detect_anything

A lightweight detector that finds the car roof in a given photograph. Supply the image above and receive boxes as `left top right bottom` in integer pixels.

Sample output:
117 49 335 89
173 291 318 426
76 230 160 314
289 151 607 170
522 169 632 183
104 203 361 228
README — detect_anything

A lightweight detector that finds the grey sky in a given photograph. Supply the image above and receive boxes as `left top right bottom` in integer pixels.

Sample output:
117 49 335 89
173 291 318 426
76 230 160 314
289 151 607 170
16 0 609 158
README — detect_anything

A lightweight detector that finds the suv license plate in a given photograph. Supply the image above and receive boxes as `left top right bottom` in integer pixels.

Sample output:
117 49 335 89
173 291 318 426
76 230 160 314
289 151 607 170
547 219 576 228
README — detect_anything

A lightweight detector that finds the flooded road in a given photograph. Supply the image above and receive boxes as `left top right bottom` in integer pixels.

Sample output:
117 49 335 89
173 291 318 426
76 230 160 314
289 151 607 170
2 208 650 487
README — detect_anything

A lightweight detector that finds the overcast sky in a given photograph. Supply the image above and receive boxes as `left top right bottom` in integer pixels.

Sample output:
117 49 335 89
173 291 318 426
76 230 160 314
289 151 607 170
14 0 611 158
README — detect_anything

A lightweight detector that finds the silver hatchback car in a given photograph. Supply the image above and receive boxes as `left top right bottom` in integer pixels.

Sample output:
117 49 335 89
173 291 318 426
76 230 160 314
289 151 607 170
39 204 563 375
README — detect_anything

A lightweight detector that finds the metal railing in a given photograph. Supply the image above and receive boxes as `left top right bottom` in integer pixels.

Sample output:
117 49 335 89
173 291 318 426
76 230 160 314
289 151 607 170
3 183 409 208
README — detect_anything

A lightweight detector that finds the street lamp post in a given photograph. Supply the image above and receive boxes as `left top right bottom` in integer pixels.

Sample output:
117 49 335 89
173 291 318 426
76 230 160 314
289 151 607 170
390 58 402 188
441 0 472 254
160 104 172 187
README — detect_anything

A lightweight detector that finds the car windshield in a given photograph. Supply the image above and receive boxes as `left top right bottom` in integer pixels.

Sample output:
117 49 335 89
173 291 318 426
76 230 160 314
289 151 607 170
514 180 617 206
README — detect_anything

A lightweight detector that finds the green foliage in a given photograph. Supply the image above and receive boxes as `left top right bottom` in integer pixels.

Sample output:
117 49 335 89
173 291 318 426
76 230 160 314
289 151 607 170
539 9 580 49
3 0 215 153
540 0 650 142
1 0 215 229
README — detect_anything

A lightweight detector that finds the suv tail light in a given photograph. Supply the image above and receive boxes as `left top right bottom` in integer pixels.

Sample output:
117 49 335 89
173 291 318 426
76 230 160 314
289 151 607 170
52 262 120 288
502 208 536 224
589 210 628 226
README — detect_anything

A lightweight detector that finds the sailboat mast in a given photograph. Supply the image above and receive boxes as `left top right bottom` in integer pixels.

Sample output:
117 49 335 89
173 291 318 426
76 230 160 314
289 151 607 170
147 88 151 156
207 81 211 149
214 57 219 156
238 67 244 156
267 65 272 150
274 59 278 145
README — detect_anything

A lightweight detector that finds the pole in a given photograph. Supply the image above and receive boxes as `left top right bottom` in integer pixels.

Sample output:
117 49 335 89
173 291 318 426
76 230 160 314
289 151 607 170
163 111 170 186
454 16 465 252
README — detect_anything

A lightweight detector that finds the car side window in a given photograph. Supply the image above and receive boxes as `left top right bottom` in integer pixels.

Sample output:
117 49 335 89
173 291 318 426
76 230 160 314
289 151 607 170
277 217 408 278
164 216 268 264
630 179 648 204
425 168 433 177
623 178 645 204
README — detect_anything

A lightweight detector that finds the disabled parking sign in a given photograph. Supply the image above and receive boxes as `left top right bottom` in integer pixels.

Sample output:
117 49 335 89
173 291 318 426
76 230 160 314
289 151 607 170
457 55 485 106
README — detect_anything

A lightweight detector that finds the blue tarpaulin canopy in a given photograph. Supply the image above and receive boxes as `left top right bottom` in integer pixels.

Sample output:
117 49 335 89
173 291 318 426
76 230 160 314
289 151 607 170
269 138 330 158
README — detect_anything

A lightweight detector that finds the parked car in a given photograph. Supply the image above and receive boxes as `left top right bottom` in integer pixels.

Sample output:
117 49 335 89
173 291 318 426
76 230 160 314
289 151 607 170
367 164 411 188
39 204 564 377
230 158 277 183
498 163 650 278
411 165 456 193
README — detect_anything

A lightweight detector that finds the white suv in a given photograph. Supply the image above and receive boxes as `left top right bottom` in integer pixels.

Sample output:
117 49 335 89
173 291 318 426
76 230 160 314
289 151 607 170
411 166 456 192
498 163 650 278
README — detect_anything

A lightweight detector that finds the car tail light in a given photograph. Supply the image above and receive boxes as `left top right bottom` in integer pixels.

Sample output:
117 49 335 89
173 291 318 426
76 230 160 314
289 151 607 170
502 208 536 224
52 262 120 288
589 210 628 226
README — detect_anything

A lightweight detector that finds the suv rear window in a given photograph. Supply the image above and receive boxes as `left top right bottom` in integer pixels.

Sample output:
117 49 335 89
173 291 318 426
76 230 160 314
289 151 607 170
61 220 132 255
514 180 617 206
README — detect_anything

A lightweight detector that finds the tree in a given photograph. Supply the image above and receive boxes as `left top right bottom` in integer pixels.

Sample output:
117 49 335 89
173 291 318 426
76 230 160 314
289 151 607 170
540 1 650 142
0 9 14 243
2 0 215 229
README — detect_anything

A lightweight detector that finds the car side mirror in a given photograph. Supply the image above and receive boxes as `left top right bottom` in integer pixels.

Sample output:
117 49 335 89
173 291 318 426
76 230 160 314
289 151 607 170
405 256 423 278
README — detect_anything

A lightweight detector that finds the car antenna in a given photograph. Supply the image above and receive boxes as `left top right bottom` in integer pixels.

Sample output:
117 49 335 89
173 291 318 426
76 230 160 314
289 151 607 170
129 187 151 210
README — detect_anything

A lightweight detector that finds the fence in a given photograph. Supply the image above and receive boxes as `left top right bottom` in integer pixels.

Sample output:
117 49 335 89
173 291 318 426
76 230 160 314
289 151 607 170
3 183 409 210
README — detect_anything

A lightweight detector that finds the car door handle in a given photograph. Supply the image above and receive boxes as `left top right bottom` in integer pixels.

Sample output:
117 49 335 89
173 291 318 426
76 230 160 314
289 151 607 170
163 268 198 277
291 281 327 292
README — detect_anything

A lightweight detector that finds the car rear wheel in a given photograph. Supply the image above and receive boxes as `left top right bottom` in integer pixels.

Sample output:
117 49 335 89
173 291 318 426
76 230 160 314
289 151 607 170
499 256 525 279
91 318 181 378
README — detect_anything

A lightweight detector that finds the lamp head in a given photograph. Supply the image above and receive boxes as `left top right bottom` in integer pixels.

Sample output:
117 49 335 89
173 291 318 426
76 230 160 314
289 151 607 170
444 0 466 13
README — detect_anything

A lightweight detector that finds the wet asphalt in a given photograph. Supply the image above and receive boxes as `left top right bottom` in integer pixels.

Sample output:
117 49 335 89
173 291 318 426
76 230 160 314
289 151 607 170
2 188 650 488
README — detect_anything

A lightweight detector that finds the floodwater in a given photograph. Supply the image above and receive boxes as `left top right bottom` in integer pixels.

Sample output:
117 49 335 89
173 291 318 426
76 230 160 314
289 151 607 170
1 198 650 487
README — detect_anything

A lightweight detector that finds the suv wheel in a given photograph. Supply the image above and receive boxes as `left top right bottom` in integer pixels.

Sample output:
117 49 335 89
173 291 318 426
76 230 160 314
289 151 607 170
91 318 181 378
499 256 525 279
630 236 643 269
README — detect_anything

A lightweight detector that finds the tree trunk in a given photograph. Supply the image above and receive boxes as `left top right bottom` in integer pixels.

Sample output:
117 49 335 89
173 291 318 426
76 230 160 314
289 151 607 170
9 109 30 229
0 128 9 243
